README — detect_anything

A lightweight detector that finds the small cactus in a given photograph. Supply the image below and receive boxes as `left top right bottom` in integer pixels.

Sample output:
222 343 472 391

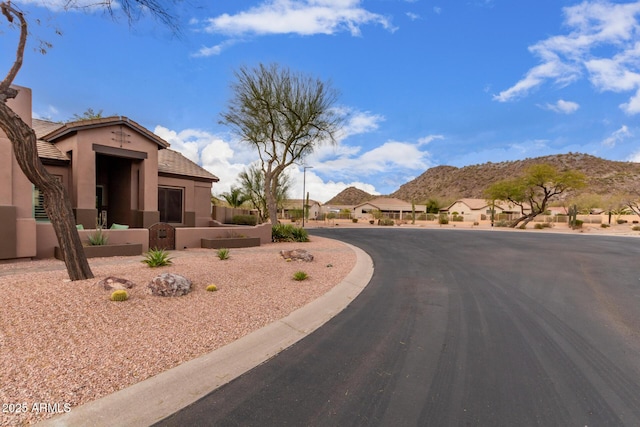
110 290 129 301
206 284 218 292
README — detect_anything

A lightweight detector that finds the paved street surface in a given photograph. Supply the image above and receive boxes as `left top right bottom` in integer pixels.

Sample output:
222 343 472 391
155 228 640 426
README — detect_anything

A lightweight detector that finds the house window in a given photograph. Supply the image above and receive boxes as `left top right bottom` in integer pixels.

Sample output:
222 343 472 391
158 186 183 223
33 175 62 222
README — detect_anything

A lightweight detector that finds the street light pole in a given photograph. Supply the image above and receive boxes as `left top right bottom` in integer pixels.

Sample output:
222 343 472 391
302 165 313 227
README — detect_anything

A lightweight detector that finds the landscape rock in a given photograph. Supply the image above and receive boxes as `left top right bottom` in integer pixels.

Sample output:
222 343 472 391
148 273 192 297
96 276 135 291
280 249 314 262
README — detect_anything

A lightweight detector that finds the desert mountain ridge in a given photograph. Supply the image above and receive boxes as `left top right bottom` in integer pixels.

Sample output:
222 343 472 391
325 153 640 205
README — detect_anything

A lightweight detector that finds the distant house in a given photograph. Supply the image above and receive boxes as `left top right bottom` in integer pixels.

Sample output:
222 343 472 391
442 198 529 220
1 86 219 261
280 199 321 220
353 197 426 219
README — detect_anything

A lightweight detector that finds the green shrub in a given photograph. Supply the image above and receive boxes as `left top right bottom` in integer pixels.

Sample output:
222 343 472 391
142 248 173 267
369 219 375 224
272 224 309 242
632 225 640 231
518 224 527 229
601 223 610 228
452 215 464 222
378 218 395 226
495 220 509 227
617 219 628 224
231 215 257 226
352 218 358 223
110 290 129 301
88 228 108 246
206 284 218 292
572 220 583 229
438 215 449 225
216 248 230 260
293 271 308 281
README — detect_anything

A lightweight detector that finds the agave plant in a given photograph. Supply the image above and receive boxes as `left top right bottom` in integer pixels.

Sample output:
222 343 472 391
141 248 173 267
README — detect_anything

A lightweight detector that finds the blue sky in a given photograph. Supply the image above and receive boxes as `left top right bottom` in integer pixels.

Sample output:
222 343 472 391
3 0 640 203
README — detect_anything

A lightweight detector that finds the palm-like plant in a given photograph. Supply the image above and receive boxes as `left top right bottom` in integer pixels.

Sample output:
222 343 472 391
220 187 248 208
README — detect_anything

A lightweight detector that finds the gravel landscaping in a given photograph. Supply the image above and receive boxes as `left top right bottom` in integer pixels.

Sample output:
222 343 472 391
0 236 355 426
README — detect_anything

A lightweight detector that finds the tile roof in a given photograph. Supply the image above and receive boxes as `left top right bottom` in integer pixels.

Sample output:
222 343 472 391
158 149 219 182
33 119 69 162
354 197 413 209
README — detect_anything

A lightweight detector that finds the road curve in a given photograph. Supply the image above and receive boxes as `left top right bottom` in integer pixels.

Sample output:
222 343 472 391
156 228 640 426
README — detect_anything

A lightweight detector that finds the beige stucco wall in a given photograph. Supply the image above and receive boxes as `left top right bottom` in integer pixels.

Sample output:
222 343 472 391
175 222 272 249
158 175 213 227
1 86 37 258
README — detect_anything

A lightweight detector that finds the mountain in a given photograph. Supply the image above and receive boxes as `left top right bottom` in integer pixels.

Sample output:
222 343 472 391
390 153 640 203
325 186 375 205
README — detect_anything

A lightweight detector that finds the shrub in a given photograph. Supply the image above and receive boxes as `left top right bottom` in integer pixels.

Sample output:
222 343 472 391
632 225 640 231
88 228 108 246
293 271 308 281
142 248 173 267
216 248 230 260
452 215 464 222
572 220 583 229
352 218 358 223
369 220 375 225
438 215 449 225
617 219 628 224
534 223 553 229
110 290 129 301
518 224 527 229
231 215 257 226
272 224 309 242
601 223 610 228
495 220 509 227
378 218 394 226
206 284 218 292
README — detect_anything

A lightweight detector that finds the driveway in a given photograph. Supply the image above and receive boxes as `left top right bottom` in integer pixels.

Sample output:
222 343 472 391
156 228 640 426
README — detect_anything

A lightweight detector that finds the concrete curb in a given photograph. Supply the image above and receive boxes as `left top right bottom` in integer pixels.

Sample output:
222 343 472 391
37 242 374 427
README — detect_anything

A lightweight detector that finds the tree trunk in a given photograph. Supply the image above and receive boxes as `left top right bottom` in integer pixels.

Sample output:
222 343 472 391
0 101 94 280
264 171 278 225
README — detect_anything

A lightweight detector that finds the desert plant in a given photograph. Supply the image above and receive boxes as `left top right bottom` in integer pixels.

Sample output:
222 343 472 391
272 224 309 242
438 215 449 225
216 248 230 260
141 248 173 267
632 225 640 231
601 223 610 228
293 271 309 281
87 228 108 246
495 220 509 227
110 290 129 301
572 220 584 229
206 284 218 292
352 218 358 223
378 218 395 226
231 214 258 226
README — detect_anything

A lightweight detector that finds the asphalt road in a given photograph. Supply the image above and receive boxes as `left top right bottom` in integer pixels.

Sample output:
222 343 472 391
155 228 640 426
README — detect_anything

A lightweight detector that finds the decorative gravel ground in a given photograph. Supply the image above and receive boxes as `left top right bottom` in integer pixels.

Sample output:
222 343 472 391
0 236 355 426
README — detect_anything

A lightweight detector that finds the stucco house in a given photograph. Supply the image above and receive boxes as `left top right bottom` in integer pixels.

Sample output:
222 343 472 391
353 197 426 219
1 86 219 261
442 198 530 220
280 199 322 220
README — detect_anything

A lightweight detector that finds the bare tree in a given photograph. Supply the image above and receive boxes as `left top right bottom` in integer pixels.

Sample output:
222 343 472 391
238 164 291 222
0 0 179 280
221 63 343 225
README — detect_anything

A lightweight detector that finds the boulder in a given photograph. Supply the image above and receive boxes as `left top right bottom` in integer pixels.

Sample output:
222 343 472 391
280 249 314 262
148 273 192 297
97 276 135 291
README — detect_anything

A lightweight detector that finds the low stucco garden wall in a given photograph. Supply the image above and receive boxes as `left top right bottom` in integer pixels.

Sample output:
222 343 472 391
175 222 272 250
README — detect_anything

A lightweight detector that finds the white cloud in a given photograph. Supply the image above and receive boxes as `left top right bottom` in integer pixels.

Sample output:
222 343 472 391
628 150 640 162
286 167 379 203
406 12 420 21
601 125 631 147
191 39 241 57
418 134 444 145
494 0 640 113
433 7 442 15
202 0 395 37
543 99 580 114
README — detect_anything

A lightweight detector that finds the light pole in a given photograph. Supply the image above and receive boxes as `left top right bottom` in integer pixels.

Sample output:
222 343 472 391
302 165 313 227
